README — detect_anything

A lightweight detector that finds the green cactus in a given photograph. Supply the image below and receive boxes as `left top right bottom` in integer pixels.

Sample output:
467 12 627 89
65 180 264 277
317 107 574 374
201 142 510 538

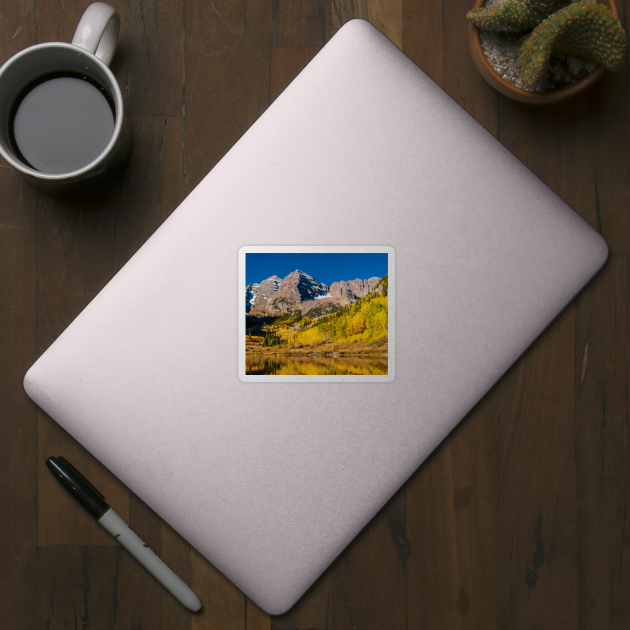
467 0 568 33
517 1 627 85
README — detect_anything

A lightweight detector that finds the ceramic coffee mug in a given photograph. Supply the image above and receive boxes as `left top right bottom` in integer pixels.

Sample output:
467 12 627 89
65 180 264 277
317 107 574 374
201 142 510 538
0 2 131 197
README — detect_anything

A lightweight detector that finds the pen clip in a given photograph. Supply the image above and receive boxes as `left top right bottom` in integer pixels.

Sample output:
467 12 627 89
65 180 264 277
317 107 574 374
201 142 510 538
55 456 106 501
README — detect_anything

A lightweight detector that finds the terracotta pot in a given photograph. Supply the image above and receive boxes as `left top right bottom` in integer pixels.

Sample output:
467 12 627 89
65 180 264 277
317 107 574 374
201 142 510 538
468 0 619 103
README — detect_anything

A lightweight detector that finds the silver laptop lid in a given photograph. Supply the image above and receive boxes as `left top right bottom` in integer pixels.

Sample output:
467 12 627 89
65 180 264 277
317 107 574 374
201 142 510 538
24 19 607 614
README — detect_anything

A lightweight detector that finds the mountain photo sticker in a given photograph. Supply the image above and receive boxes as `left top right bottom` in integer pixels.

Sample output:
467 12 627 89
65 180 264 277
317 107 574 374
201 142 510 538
238 246 394 382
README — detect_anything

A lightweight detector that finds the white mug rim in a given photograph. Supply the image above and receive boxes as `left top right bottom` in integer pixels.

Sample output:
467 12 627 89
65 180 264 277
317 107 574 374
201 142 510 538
0 41 124 181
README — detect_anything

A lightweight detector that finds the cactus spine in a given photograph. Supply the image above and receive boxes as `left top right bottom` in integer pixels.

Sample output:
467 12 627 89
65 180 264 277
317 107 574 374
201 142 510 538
516 1 627 85
467 0 568 33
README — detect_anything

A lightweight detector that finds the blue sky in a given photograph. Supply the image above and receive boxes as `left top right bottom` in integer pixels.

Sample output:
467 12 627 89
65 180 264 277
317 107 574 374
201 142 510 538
246 252 388 286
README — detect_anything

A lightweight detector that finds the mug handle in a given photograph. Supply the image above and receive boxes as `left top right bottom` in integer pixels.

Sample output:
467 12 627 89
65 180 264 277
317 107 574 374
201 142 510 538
71 2 120 67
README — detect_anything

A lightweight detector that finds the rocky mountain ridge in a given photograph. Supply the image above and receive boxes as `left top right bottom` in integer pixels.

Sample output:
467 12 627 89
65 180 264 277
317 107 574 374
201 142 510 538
246 269 381 315
247 275 281 312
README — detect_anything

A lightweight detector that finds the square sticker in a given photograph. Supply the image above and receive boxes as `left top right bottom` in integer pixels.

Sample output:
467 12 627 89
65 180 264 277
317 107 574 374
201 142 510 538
238 246 394 382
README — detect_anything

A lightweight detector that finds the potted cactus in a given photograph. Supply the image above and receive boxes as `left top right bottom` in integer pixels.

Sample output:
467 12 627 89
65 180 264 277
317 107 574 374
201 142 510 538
467 0 627 102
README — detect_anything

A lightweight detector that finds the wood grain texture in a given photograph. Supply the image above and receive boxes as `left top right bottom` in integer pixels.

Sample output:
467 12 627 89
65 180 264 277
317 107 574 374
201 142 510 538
36 545 119 630
331 486 408 630
583 72 630 254
407 393 498 629
403 0 444 88
443 0 497 132
0 5 38 629
271 0 332 46
126 0 184 116
0 0 629 627
332 0 403 48
0 153 38 630
576 256 630 629
497 304 579 629
184 0 271 191
0 0 36 54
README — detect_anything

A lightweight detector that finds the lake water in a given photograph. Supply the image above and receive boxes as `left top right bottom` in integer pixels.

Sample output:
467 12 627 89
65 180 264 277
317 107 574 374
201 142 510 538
245 354 388 376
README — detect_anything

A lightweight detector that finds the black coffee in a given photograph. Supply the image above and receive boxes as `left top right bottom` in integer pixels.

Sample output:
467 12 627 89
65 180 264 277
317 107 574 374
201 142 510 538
10 73 115 174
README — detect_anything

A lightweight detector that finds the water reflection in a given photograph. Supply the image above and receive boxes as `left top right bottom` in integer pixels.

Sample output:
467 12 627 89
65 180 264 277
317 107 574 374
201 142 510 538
245 354 388 376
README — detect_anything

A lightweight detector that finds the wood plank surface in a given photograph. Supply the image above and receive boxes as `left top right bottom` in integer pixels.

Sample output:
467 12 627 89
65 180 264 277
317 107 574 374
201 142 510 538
576 256 630 629
0 4 38 629
184 0 271 191
443 0 498 130
332 0 403 48
36 545 119 630
0 0 628 628
331 486 408 630
403 0 444 87
125 0 184 117
271 0 331 46
497 304 579 628
407 392 499 629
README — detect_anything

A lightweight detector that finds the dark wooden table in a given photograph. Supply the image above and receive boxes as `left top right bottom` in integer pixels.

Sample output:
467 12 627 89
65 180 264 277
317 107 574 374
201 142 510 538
1 1 628 628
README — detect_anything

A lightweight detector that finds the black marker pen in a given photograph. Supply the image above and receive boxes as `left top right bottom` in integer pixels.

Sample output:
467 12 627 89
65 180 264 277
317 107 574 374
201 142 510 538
46 456 202 612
